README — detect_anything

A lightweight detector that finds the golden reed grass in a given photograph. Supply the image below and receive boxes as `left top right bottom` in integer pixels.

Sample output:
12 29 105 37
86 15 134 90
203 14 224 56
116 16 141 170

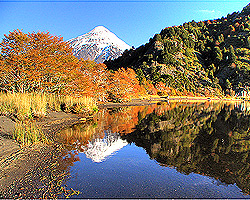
13 122 50 147
0 92 97 121
0 92 97 146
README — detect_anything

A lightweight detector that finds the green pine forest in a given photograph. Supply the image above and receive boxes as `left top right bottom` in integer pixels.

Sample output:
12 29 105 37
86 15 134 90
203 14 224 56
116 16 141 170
105 3 250 98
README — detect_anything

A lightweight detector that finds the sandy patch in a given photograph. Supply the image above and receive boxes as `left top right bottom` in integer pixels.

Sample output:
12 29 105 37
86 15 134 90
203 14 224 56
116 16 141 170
0 111 89 198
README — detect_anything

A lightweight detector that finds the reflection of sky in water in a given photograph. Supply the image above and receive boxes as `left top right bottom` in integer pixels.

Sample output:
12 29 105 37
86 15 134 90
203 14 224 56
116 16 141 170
66 142 249 198
60 102 250 198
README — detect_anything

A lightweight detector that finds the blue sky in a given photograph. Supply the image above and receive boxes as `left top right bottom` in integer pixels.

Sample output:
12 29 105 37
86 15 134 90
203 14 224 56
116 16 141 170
0 0 249 47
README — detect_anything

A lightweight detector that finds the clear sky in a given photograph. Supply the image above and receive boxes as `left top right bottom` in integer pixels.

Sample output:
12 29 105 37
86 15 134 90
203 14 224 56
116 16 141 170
0 0 249 47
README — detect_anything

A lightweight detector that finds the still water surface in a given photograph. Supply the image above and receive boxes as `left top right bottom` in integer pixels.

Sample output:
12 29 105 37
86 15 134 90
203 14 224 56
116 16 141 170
57 101 250 198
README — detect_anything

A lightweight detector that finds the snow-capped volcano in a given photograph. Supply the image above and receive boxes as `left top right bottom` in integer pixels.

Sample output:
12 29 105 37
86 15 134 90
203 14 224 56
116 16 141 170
68 26 131 63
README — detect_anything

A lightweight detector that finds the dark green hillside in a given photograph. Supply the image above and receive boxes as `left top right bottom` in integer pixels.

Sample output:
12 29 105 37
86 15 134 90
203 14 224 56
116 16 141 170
105 3 250 97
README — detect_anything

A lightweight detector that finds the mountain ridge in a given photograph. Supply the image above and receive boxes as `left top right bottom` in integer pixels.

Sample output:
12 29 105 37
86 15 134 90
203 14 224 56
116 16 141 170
105 3 250 97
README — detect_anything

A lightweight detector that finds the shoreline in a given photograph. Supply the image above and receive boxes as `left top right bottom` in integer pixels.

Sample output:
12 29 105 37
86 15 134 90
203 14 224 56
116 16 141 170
0 110 92 198
0 110 92 163
99 96 244 108
0 96 245 162
0 96 247 198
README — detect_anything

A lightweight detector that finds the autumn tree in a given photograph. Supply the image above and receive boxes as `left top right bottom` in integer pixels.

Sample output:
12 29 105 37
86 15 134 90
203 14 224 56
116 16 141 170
155 81 171 95
0 29 79 93
108 68 144 102
74 60 110 101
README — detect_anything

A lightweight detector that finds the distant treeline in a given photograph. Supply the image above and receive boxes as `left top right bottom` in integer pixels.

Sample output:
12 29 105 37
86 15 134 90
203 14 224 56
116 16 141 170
105 3 250 97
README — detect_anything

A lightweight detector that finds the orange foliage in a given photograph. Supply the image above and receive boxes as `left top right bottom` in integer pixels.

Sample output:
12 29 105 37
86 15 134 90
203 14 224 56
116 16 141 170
0 29 79 93
207 20 212 25
155 81 171 95
0 30 155 102
68 59 110 100
108 68 147 102
141 79 157 95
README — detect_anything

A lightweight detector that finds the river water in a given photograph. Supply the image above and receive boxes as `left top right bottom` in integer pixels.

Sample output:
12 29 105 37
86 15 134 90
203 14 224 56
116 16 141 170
57 101 250 198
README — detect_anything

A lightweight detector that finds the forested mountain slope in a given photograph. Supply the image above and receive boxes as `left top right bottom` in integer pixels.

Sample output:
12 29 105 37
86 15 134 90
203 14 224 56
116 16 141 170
105 4 250 97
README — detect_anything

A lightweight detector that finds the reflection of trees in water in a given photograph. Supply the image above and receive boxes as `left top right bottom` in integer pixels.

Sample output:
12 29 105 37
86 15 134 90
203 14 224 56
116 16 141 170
57 101 207 152
57 104 160 152
58 121 104 152
8 101 216 198
122 102 250 195
56 101 250 195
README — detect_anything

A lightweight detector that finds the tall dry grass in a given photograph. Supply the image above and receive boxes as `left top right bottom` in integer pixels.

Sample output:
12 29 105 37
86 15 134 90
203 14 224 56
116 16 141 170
0 92 97 146
0 92 97 121
0 92 47 120
13 122 50 146
46 94 98 113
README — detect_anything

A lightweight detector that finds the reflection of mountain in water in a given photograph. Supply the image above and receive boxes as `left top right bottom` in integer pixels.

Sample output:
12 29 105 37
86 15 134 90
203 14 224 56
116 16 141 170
57 121 129 163
58 102 250 194
82 131 128 163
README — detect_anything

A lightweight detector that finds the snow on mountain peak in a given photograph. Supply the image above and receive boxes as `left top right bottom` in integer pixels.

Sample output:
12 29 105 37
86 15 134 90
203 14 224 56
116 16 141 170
68 26 131 63
91 25 109 32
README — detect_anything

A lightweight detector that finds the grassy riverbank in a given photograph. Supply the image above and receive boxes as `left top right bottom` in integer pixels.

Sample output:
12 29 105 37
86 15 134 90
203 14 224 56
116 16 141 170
0 92 244 146
0 92 97 146
0 92 97 120
0 93 247 198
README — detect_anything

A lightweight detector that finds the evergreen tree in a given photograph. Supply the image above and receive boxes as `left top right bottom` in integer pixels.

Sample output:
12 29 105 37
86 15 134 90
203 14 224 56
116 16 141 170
214 46 223 63
225 79 232 89
228 45 237 64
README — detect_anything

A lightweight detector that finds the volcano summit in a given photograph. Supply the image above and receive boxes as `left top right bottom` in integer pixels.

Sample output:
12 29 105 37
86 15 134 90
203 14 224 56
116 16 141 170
68 26 130 63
